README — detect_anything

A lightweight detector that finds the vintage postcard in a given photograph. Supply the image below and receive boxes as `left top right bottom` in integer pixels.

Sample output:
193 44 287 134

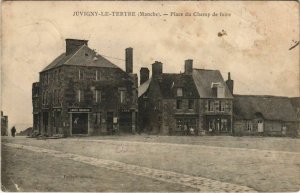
1 1 299 192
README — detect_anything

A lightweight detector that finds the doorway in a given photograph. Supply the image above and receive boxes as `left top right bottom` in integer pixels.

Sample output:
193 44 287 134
42 112 49 134
119 112 132 133
257 120 264 132
72 113 88 134
107 112 113 133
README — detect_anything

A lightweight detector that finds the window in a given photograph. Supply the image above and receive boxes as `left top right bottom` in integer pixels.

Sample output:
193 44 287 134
94 90 101 103
57 90 60 104
79 69 84 80
120 90 126 104
188 100 194 109
176 100 182 109
221 119 228 131
177 88 183 97
208 100 214 111
215 101 220 111
217 86 225 98
94 112 101 124
156 100 161 110
77 90 84 102
53 90 56 104
247 121 253 131
95 70 101 81
220 101 225 112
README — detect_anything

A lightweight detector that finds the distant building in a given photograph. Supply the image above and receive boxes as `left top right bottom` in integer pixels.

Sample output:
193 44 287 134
233 95 298 136
1 111 8 136
290 97 300 135
32 39 138 136
138 60 233 135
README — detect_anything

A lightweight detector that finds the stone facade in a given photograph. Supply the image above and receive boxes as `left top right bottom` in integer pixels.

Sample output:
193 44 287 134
138 60 233 135
32 39 138 136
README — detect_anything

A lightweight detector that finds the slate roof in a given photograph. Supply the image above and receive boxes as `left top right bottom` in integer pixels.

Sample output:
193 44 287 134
41 45 119 72
138 78 151 97
192 69 233 99
138 73 200 99
233 95 297 122
159 74 199 98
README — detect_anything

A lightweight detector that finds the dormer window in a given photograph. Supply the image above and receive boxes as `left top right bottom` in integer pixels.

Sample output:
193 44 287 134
177 88 183 97
211 82 225 98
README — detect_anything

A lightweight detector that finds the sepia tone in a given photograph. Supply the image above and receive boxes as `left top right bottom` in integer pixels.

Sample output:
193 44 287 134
1 1 300 192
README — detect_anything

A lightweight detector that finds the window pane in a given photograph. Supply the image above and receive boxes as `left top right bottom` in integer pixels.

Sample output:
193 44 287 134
177 88 183 97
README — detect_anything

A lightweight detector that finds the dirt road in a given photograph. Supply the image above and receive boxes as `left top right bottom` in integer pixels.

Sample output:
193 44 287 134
1 136 299 192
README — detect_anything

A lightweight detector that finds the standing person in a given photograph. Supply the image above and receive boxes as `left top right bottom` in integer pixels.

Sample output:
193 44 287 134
11 126 16 137
183 124 188 136
189 127 195 136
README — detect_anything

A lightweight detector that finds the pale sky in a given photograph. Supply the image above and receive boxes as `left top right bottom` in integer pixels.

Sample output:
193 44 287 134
1 1 299 132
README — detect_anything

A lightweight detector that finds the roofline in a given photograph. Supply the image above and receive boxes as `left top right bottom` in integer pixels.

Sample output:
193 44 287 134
65 38 88 42
233 94 290 99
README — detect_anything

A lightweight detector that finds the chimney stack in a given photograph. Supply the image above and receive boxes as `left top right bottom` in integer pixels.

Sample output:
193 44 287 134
140 67 150 85
184 59 193 75
125 48 133 74
66 39 88 55
226 72 234 94
152 61 163 78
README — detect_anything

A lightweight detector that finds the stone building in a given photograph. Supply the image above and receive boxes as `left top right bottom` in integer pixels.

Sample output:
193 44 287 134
32 39 138 136
138 60 233 135
290 97 300 135
233 95 298 136
1 111 8 136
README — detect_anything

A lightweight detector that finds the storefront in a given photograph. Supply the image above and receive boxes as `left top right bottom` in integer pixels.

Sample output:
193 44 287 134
68 108 91 135
205 115 232 134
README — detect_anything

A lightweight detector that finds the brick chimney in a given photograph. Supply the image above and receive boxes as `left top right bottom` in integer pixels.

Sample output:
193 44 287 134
125 48 133 74
140 67 149 85
65 39 88 55
226 72 234 94
184 59 193 75
152 61 163 79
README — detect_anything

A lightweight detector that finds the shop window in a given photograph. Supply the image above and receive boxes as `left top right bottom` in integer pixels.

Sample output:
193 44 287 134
221 119 228 131
176 100 182 109
94 112 101 125
177 88 183 97
188 100 194 109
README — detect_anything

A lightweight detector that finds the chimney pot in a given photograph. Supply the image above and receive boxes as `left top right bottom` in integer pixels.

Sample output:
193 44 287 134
65 39 88 55
184 59 193 75
152 61 163 78
125 48 133 74
226 72 234 94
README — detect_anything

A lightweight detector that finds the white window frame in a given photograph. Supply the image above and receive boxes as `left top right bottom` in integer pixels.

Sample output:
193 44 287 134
120 90 126 104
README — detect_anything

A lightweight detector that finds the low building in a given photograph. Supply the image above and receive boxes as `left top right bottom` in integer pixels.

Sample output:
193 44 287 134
138 60 233 135
290 97 300 135
1 111 8 136
233 95 298 136
32 39 138 136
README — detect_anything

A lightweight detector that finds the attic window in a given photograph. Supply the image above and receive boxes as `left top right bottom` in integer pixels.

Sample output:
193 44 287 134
177 88 183 97
85 53 89 56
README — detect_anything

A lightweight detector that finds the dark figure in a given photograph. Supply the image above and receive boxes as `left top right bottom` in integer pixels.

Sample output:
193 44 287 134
11 126 16 137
